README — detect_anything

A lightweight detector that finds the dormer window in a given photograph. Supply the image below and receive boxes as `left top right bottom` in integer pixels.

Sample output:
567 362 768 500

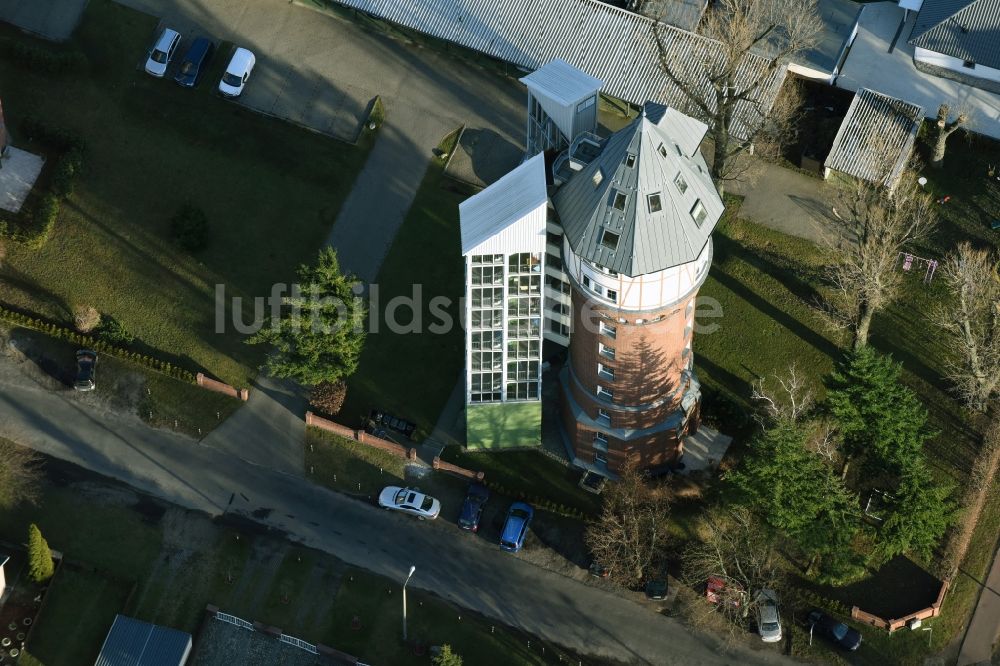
601 229 620 251
647 193 662 213
612 191 627 211
657 143 668 158
624 153 636 168
691 199 708 227
674 173 689 194
592 169 604 187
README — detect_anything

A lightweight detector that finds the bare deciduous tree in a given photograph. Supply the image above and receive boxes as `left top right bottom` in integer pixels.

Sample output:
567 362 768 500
823 167 937 349
750 363 814 425
931 103 969 168
933 242 1000 412
0 439 42 508
585 461 671 588
681 506 781 629
653 0 821 191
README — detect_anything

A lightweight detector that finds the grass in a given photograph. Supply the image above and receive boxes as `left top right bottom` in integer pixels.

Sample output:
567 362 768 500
305 427 408 494
324 568 573 665
26 564 134 666
0 0 372 387
341 163 475 436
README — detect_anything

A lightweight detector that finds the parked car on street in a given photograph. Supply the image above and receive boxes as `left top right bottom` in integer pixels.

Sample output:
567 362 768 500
644 579 668 600
145 28 181 78
706 576 743 606
174 37 214 87
74 350 98 391
755 589 782 643
457 483 489 532
808 610 862 651
377 486 440 520
218 47 255 97
500 502 533 552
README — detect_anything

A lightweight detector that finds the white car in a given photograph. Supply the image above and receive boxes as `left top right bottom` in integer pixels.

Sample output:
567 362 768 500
145 28 181 78
378 486 441 520
755 589 782 643
218 47 255 97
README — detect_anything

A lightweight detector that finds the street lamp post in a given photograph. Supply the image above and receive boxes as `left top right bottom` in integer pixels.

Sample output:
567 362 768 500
402 565 416 641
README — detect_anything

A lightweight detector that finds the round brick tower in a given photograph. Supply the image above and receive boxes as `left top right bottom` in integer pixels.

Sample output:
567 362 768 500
552 105 724 475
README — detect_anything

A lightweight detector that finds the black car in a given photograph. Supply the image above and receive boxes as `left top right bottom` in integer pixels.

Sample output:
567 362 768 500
174 37 214 87
808 610 862 651
644 579 668 600
457 483 490 532
74 349 98 391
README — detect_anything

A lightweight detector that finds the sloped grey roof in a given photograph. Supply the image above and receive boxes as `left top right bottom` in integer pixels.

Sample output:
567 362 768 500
520 58 603 106
909 0 1000 70
331 0 786 140
554 103 723 276
460 153 548 255
628 0 707 32
95 615 191 666
824 88 924 186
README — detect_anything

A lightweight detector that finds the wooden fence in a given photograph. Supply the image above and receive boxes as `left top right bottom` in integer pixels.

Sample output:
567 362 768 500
851 578 950 632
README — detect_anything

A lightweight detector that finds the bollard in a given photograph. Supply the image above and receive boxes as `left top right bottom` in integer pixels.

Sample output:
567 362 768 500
198 428 201 436
216 411 220 420
491 626 494 634
334 474 337 483
310 466 314 475
147 388 151 395
358 482 361 491
174 420 178 428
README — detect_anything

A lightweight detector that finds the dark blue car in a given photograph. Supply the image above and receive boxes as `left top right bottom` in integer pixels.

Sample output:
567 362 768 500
458 483 489 533
500 501 533 552
808 610 862 651
174 37 214 87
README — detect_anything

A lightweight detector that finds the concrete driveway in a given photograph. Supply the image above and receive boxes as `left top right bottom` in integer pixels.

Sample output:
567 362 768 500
836 2 1000 140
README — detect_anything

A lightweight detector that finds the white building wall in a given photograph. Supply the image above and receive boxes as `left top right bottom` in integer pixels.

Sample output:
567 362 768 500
563 237 711 312
914 47 1000 84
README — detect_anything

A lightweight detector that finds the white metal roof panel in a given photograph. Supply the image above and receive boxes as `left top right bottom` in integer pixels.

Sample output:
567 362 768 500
460 153 548 255
520 58 603 106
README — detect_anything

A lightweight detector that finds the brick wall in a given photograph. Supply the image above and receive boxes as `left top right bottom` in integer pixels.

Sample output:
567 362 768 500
850 578 950 632
196 373 249 401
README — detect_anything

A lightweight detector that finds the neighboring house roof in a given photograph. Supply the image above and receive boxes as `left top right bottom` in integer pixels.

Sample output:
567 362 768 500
791 0 864 78
335 0 786 139
520 58 603 107
627 0 707 32
554 103 724 276
908 0 1000 70
824 88 924 186
460 152 548 256
95 615 192 666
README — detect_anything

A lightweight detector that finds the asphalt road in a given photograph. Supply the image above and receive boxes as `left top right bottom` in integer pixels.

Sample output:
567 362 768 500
0 354 800 666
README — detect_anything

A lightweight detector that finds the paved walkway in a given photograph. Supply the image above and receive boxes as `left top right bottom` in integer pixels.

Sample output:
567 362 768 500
0 353 796 666
0 0 88 41
957 540 1000 665
837 2 1000 140
729 162 840 245
0 147 44 214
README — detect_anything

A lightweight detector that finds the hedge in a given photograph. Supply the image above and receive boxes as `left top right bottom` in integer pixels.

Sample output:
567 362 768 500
0 304 196 384
480 478 589 520
0 39 87 75
0 120 86 249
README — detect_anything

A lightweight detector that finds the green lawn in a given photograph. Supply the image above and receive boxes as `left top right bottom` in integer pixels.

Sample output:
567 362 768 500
305 427 408 495
0 0 372 387
341 163 474 436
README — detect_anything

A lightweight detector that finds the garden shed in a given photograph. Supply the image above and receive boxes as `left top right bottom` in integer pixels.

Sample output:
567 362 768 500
95 615 192 666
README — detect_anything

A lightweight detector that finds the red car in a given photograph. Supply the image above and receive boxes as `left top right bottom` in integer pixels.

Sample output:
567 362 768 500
706 576 743 606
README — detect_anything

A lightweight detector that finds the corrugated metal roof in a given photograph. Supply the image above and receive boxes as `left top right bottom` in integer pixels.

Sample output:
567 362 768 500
333 0 785 139
554 103 723 276
624 0 707 32
824 88 924 186
909 0 1000 70
460 152 548 255
95 615 192 666
520 58 603 106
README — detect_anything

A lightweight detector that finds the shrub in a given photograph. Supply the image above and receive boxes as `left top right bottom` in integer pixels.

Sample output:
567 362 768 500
170 204 209 252
310 380 347 416
27 523 54 583
73 305 101 333
432 645 462 666
50 148 84 196
98 316 135 346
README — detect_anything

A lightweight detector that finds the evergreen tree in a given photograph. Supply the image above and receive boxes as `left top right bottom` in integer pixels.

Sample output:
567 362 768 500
248 248 366 386
728 419 859 558
874 461 956 564
27 523 54 583
432 645 463 666
827 347 932 476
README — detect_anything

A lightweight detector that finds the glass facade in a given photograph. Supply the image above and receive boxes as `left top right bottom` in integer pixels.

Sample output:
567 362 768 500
468 252 543 403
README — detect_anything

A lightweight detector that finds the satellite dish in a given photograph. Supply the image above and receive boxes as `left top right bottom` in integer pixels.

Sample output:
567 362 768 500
918 176 928 187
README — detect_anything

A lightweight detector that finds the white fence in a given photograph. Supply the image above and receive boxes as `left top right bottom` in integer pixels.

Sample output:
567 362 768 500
279 634 319 655
214 611 254 632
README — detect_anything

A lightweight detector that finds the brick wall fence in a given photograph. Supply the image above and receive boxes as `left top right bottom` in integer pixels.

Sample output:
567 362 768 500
196 373 249 401
851 578 950 632
306 412 484 480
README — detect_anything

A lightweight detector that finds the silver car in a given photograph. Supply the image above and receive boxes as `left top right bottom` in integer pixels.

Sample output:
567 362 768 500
377 486 440 520
756 589 782 643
